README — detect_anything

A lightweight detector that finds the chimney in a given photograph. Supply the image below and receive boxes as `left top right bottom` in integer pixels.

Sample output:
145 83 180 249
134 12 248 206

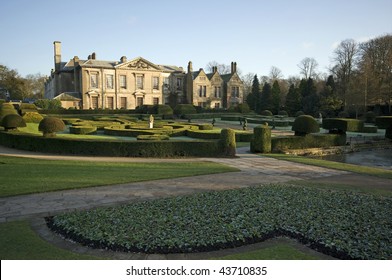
187 61 193 73
234 62 237 73
54 41 61 72
213 66 218 73
91 52 96 60
231 62 234 74
120 56 127 63
73 56 79 67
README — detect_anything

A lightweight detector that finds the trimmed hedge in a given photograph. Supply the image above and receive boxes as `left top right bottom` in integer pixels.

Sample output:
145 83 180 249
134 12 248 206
292 115 320 136
322 118 364 133
272 133 347 152
186 129 252 142
38 117 66 137
19 103 38 115
174 104 197 116
198 123 214 130
0 103 18 121
220 128 236 157
250 125 271 153
260 110 273 116
0 114 26 131
376 116 392 139
0 132 226 157
22 112 44 123
136 134 170 141
69 126 97 135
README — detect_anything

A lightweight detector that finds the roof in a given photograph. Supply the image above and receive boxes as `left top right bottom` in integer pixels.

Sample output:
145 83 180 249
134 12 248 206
54 92 81 101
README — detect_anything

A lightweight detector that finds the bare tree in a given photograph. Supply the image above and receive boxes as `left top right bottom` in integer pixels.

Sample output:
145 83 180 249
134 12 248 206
269 66 283 81
205 61 231 74
297 57 319 79
330 39 360 108
241 72 255 96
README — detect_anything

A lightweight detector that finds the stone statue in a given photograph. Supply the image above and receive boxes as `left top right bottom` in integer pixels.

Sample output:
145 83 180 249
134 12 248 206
149 114 154 129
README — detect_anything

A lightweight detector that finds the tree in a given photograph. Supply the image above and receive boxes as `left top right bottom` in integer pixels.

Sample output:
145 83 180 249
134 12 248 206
241 72 255 104
285 84 302 116
205 61 231 74
298 57 319 79
25 73 46 99
319 75 343 117
271 80 282 114
0 65 27 100
260 82 273 112
246 74 261 112
269 66 283 81
299 78 319 116
330 39 360 109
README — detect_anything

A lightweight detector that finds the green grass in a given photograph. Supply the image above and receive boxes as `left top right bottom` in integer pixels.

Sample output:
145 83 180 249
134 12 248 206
264 153 392 179
0 156 238 197
0 220 99 259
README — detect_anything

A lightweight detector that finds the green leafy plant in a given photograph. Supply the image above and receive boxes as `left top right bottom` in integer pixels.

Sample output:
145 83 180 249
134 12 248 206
292 115 320 136
38 117 66 137
0 114 26 131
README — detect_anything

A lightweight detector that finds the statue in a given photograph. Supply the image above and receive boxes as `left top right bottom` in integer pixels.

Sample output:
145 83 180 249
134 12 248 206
149 114 154 129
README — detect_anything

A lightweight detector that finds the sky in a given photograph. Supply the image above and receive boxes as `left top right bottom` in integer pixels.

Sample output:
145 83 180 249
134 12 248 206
0 0 391 79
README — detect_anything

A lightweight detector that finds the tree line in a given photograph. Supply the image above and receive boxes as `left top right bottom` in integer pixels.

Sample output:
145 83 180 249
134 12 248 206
244 34 392 117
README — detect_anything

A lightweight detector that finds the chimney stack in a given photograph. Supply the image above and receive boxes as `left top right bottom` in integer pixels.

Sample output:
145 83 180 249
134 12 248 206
120 56 127 63
54 41 61 72
231 62 234 74
91 52 96 60
187 61 193 73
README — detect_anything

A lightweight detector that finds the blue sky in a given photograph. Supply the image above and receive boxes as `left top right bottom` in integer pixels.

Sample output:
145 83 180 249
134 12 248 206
1 0 391 78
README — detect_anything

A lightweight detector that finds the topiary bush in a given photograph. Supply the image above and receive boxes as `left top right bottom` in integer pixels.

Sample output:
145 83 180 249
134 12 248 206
0 114 26 131
278 110 288 117
295 110 305 117
375 116 392 139
174 104 197 117
69 126 97 135
260 110 273 116
235 103 251 114
292 115 320 136
220 128 236 157
250 124 271 153
22 112 44 123
0 103 18 121
39 117 66 137
19 103 38 115
322 118 364 133
198 123 214 130
365 111 376 123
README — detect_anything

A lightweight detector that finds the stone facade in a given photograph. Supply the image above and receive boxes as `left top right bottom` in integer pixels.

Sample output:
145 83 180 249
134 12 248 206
45 41 244 109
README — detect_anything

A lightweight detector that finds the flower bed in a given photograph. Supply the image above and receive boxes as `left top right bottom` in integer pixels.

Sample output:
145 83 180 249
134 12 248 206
47 185 392 259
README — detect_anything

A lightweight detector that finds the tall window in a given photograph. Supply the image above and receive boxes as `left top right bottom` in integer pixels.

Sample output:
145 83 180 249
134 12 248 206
106 97 114 109
137 75 144 89
153 77 159 90
137 97 143 107
90 73 98 88
120 75 127 89
198 85 203 97
176 78 182 90
203 86 207 97
214 102 220 109
106 74 114 89
120 97 127 109
91 96 98 109
232 86 239 97
215 86 221 98
153 97 159 105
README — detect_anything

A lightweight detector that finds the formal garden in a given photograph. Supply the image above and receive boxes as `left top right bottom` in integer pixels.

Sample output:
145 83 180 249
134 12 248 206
1 102 392 260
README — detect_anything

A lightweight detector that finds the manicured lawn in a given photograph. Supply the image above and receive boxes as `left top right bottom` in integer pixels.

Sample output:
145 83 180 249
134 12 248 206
0 220 99 260
264 153 392 179
0 156 238 197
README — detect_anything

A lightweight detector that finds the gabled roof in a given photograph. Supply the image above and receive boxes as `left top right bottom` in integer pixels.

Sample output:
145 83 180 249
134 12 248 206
54 92 81 101
115 56 162 71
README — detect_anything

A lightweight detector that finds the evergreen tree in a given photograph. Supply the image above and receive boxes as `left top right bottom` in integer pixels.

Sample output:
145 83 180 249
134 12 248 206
246 74 260 112
271 80 281 114
260 82 273 112
319 76 343 117
285 84 302 116
300 78 319 116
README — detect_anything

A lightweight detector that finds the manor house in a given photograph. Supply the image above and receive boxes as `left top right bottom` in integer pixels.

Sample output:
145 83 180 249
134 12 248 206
45 41 244 110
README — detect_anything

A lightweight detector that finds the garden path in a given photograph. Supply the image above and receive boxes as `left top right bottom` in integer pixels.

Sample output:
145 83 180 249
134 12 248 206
0 145 347 222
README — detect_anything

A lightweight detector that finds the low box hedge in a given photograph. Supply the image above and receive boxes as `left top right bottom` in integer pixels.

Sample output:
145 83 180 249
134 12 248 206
323 118 364 133
0 131 226 157
272 133 347 152
69 126 97 135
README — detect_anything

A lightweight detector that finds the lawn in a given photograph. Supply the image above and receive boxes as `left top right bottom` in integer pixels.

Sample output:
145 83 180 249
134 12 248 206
0 156 238 197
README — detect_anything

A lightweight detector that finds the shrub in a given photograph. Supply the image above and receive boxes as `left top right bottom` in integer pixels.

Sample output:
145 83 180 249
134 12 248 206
22 112 44 123
220 128 236 157
0 114 26 131
137 134 170 141
38 117 66 137
19 103 38 115
292 115 320 136
322 118 364 133
155 105 173 116
365 111 376 123
295 111 305 117
375 116 392 139
69 126 97 135
278 110 288 117
198 123 214 130
0 103 18 121
250 125 271 153
174 104 197 117
235 103 251 114
260 110 273 116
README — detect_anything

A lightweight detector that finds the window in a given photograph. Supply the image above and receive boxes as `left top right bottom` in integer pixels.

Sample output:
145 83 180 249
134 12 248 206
176 78 182 90
153 77 159 90
215 86 221 98
91 96 98 109
120 97 127 109
198 85 203 97
106 75 114 89
137 97 143 107
215 102 220 109
203 86 207 97
90 73 98 88
232 86 239 98
106 97 114 109
153 97 159 105
200 77 206 81
164 77 170 88
137 75 144 89
120 75 127 89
